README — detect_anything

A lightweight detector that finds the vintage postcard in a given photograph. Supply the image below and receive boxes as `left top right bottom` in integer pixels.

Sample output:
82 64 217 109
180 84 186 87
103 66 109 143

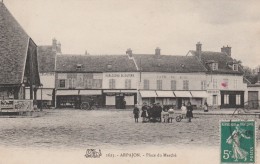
0 0 260 164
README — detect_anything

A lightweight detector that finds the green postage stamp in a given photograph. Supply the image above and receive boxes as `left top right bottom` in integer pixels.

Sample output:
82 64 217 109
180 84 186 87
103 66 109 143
220 120 256 164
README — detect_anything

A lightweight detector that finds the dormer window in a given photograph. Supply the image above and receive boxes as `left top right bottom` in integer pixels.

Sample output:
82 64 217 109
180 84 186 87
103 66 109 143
107 64 112 69
233 64 238 71
76 64 83 70
211 62 218 71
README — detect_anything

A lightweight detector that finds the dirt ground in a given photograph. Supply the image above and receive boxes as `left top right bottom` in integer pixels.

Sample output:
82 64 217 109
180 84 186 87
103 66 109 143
0 109 259 149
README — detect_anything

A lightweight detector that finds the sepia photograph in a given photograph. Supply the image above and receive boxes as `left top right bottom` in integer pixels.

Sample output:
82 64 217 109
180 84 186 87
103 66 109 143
0 0 259 163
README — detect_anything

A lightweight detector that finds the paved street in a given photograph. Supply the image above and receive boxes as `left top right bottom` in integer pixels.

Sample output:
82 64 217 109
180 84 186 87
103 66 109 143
0 109 259 149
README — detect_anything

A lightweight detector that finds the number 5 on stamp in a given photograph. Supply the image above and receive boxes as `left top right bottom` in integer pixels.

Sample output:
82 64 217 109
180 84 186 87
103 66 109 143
220 120 256 164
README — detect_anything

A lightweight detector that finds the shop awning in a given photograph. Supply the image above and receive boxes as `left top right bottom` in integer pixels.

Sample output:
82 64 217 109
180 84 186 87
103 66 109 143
173 91 192 97
36 89 53 100
103 90 121 93
156 91 175 97
56 90 79 96
120 90 137 93
139 91 157 98
190 91 208 98
79 90 102 95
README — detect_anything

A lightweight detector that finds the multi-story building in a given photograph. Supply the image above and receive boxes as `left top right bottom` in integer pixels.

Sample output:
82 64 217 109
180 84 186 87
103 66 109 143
131 48 207 109
55 54 137 109
187 43 247 108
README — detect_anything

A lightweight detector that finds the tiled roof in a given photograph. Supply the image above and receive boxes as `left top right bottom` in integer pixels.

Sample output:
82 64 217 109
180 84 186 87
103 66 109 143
189 50 243 75
37 46 56 73
0 2 29 84
134 54 207 73
56 54 137 72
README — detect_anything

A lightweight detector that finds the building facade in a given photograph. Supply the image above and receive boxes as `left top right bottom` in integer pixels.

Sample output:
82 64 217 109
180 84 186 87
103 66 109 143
132 48 208 109
188 43 247 108
55 54 137 109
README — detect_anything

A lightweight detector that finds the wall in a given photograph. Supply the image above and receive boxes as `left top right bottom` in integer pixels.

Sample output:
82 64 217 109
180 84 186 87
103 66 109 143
139 72 206 90
206 74 246 106
56 73 103 89
102 72 138 89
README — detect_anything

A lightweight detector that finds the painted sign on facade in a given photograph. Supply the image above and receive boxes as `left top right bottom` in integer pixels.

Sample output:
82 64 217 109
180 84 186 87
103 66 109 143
0 100 33 111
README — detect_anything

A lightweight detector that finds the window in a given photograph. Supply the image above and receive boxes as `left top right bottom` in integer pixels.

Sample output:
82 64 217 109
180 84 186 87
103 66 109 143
171 80 176 90
233 64 238 71
183 80 189 90
212 62 218 70
224 94 229 104
213 95 217 105
125 79 131 89
76 64 83 70
68 78 75 88
109 79 115 89
213 79 218 89
59 79 65 88
234 79 237 89
236 95 241 105
157 80 162 90
201 80 206 90
144 80 149 90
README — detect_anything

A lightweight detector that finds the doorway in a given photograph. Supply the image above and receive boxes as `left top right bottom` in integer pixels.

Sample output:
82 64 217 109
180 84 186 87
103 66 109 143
115 95 124 109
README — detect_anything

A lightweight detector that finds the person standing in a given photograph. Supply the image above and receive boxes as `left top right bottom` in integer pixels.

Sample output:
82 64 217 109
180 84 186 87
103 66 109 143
181 103 187 119
204 101 209 112
141 103 148 122
122 98 126 109
168 106 174 123
186 102 193 122
133 104 140 123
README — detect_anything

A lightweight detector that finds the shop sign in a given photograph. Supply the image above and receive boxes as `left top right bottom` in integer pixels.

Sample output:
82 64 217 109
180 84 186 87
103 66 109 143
207 90 220 94
105 73 135 78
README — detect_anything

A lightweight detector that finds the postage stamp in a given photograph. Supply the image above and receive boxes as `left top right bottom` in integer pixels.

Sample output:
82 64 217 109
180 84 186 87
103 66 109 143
220 120 256 164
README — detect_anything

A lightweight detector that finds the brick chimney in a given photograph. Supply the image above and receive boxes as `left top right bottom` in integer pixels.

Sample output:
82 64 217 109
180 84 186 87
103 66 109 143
52 38 57 52
155 47 161 56
221 45 231 56
56 42 61 54
196 42 202 60
126 48 133 57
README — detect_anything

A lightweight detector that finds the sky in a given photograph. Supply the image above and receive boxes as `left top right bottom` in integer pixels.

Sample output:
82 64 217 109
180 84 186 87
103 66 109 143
4 0 260 68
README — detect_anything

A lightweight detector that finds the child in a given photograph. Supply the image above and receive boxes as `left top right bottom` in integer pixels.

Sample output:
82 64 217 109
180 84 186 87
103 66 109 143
162 108 169 123
168 107 174 123
133 104 140 123
181 103 187 119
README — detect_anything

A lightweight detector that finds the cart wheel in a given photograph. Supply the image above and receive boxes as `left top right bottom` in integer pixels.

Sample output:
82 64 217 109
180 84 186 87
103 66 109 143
175 116 182 122
81 103 90 110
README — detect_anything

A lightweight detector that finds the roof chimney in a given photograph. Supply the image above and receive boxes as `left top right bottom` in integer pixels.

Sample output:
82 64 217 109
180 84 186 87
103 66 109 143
56 42 61 54
221 45 231 56
196 42 202 60
126 48 133 57
52 38 57 52
155 47 161 56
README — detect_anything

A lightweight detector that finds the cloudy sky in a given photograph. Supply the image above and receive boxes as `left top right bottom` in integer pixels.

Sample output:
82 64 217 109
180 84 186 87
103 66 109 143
4 0 260 67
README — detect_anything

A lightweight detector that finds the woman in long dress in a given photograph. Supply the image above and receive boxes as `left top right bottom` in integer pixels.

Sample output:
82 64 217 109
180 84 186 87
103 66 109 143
226 124 250 161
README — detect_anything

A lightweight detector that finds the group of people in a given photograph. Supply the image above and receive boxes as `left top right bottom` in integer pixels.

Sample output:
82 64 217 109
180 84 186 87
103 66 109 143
133 101 196 123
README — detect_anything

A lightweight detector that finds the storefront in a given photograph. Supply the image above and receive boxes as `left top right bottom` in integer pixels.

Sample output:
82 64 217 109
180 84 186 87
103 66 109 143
189 91 208 108
104 90 137 109
139 90 157 106
155 91 176 106
173 91 192 109
220 90 244 108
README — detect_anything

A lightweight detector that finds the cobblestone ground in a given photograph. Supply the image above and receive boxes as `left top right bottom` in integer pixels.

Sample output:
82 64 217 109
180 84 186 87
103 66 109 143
0 109 259 149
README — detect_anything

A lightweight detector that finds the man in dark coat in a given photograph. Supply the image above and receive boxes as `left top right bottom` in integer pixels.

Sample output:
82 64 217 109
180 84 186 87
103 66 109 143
133 104 140 123
186 102 193 122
